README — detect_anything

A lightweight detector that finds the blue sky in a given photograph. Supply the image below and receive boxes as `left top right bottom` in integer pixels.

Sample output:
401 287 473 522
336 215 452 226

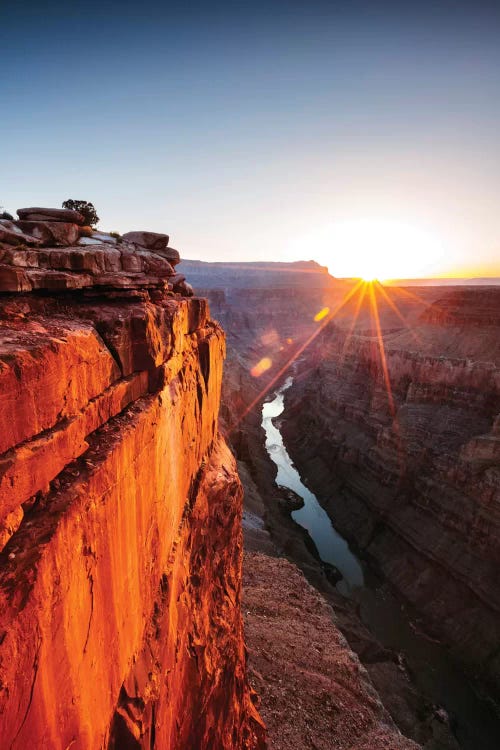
1 1 500 277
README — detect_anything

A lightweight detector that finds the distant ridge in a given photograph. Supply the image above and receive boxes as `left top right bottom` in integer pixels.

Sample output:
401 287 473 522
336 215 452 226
383 276 500 287
178 259 340 289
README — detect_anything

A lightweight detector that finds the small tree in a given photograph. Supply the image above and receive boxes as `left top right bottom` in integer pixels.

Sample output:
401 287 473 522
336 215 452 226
62 199 99 227
0 206 14 220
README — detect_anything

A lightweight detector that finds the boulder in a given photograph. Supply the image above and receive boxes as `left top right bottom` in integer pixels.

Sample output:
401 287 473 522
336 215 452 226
175 280 194 297
150 245 181 265
121 231 170 251
17 207 85 224
134 250 174 277
170 273 186 286
16 220 80 247
0 220 41 246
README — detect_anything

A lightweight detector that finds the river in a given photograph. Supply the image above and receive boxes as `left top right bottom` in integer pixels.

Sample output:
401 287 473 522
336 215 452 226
262 376 500 750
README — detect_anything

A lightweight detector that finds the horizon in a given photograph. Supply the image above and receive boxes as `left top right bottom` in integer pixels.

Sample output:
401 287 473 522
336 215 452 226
178 257 500 285
2 0 500 280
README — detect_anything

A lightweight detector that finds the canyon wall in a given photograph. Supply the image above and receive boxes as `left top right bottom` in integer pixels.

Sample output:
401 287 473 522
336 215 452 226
0 228 264 749
281 287 500 696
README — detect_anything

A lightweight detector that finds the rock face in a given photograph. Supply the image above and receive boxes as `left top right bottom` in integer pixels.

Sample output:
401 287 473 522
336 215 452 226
281 286 500 696
0 220 42 247
16 220 81 246
0 220 264 749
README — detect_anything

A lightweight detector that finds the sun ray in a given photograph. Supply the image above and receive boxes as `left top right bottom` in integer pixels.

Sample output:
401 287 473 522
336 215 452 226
368 283 408 476
374 281 422 344
230 279 366 431
340 282 367 361
368 283 395 417
390 285 429 307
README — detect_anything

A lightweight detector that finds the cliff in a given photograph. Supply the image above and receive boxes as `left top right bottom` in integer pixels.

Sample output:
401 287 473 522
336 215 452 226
281 286 500 696
0 214 264 749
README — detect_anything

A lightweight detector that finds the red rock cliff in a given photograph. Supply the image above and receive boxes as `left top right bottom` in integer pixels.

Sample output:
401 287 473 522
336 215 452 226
0 224 264 749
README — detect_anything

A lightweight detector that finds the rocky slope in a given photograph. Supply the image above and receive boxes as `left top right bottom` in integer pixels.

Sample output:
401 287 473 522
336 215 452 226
0 212 264 749
244 553 419 750
281 285 500 697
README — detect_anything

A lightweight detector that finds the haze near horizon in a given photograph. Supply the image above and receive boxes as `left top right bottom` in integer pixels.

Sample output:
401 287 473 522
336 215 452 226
2 0 500 280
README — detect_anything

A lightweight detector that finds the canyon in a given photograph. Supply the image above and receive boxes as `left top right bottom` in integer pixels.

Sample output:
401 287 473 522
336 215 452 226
0 214 419 749
184 261 500 749
281 286 500 696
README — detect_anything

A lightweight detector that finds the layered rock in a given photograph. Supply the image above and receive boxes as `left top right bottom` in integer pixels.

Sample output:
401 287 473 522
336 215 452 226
0 215 264 749
281 286 500 696
0 208 192 298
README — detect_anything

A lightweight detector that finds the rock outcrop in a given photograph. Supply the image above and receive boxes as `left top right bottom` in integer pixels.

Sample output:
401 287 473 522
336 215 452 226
0 208 192 297
0 209 264 749
281 285 500 696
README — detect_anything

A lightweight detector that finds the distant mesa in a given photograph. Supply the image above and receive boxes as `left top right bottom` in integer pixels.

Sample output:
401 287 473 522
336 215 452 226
0 206 191 297
178 258 337 290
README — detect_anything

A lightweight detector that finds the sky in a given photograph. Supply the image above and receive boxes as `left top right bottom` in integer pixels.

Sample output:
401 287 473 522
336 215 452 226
1 0 500 279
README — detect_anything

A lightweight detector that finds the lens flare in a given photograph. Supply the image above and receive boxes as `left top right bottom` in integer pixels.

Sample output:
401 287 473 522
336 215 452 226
314 307 330 322
250 357 272 377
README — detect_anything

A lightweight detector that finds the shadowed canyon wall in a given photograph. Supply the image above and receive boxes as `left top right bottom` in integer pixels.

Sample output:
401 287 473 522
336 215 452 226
281 288 500 696
0 242 264 748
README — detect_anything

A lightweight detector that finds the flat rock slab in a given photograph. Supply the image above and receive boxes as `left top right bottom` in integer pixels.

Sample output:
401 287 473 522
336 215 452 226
16 220 80 247
78 237 107 246
90 231 118 244
122 231 170 251
17 207 85 224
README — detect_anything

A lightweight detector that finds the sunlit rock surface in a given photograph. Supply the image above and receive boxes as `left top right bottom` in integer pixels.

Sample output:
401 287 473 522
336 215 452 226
0 276 264 747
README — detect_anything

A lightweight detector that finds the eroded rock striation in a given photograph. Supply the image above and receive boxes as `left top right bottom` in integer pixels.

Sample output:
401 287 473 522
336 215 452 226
0 210 264 749
281 287 500 696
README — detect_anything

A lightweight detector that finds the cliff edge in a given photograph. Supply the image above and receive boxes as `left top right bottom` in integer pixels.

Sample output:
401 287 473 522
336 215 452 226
0 210 264 749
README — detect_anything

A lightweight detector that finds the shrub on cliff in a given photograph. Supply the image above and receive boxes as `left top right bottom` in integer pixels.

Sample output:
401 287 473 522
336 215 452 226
62 199 99 226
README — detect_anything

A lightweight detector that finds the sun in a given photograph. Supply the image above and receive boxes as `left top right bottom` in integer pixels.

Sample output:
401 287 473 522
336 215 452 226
291 219 444 280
